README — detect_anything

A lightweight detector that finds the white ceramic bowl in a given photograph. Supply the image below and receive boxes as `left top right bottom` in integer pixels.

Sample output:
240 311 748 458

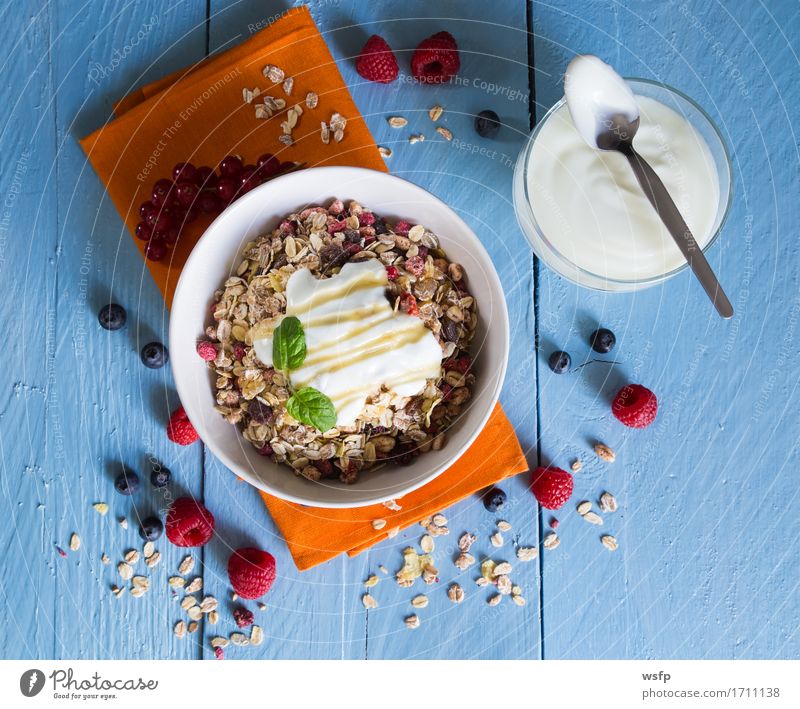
170 167 509 508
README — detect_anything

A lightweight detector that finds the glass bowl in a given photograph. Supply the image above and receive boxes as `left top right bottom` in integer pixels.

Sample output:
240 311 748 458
513 78 733 291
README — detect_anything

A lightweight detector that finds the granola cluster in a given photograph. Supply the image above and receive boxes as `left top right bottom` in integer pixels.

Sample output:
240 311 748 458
204 199 477 484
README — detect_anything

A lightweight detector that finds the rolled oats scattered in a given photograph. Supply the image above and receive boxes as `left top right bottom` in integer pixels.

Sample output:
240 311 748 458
69 533 80 551
420 535 434 553
516 546 538 562
387 527 400 539
118 562 133 580
571 459 583 472
512 594 527 607
100 553 110 565
305 92 318 109
210 636 229 648
143 541 155 558
145 551 161 568
411 594 429 609
188 621 199 634
388 116 408 128
372 519 387 530
497 520 512 532
181 596 197 611
432 513 448 527
320 121 330 144
168 576 186 588
405 614 420 629
263 64 285 83
454 552 475 570
282 76 294 95
511 585 522 596
362 593 378 609
174 621 186 639
208 610 219 625
447 583 465 603
427 524 449 537
231 592 238 602
130 586 147 598
383 499 402 511
200 596 218 614
279 134 294 146
378 565 388 575
435 126 453 141
124 549 140 564
428 105 444 122
409 133 425 144
178 555 195 575
187 605 203 621
132 575 149 589
493 562 513 576
92 502 109 516
601 535 619 551
422 564 438 585
378 146 392 158
364 575 379 588
490 532 504 548
599 491 618 513
458 532 477 552
583 511 604 526
487 594 502 606
251 625 264 646
496 575 512 595
230 632 250 646
594 443 616 462
577 501 592 516
118 517 128 530
543 533 560 550
257 602 267 610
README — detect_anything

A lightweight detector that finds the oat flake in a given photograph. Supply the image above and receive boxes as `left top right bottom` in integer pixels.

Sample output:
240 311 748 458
92 502 108 516
362 593 378 609
599 491 618 513
601 535 619 551
594 443 616 462
543 533 560 550
490 532 504 548
69 533 80 551
497 520 512 532
411 594 428 608
516 547 538 562
405 614 420 629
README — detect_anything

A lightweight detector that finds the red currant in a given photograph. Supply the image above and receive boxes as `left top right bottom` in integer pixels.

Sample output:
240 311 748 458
151 179 173 207
139 200 156 220
198 191 221 213
172 162 197 183
219 155 243 177
196 165 216 188
257 153 279 177
216 177 238 202
161 227 179 245
151 209 175 232
239 168 258 193
175 181 199 207
135 221 152 241
144 239 167 261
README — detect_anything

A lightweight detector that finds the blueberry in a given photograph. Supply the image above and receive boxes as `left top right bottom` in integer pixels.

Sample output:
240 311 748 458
150 463 171 488
138 516 164 541
548 350 571 374
98 303 126 330
475 110 500 138
114 468 140 496
482 486 507 512
590 327 616 354
141 341 169 369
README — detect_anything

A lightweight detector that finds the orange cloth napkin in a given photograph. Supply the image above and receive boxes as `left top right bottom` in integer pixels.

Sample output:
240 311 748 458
80 5 529 571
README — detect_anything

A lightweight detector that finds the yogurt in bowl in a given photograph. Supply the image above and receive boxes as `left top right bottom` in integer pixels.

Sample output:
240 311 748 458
513 77 732 290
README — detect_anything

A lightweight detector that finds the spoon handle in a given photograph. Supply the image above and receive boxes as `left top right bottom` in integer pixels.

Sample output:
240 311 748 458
623 147 733 319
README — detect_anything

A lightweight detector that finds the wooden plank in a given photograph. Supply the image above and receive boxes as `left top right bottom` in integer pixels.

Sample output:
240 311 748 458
532 0 800 659
42 0 207 659
0 0 60 660
305 0 539 659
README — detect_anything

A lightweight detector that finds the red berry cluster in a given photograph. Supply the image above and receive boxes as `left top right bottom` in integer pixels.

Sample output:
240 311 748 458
135 154 296 262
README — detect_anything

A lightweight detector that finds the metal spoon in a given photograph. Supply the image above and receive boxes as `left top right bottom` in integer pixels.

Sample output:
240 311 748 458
596 112 733 318
564 55 732 319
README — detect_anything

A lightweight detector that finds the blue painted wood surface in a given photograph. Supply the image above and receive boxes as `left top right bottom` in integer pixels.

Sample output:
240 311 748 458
0 0 797 660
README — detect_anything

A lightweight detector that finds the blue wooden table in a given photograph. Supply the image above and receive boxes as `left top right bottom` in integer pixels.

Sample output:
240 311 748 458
1 0 798 660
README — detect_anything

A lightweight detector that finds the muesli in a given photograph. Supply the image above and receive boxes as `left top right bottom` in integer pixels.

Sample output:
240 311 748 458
200 199 477 484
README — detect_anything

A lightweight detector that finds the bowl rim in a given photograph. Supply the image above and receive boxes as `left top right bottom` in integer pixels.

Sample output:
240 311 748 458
514 77 734 290
170 166 510 508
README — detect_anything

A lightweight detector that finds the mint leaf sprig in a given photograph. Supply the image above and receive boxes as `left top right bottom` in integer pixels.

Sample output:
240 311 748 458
272 315 336 432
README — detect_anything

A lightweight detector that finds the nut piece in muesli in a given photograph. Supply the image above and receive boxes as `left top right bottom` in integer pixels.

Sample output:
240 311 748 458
204 199 477 484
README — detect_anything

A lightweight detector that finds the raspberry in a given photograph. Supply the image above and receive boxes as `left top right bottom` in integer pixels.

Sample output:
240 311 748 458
404 255 425 276
411 31 460 84
166 497 215 547
444 355 471 374
531 466 573 510
393 220 411 235
233 606 255 628
214 647 224 660
233 343 246 361
167 406 199 445
386 265 399 281
196 340 217 361
612 384 658 428
355 35 398 84
228 547 277 600
358 211 375 226
399 291 419 316
256 443 273 456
